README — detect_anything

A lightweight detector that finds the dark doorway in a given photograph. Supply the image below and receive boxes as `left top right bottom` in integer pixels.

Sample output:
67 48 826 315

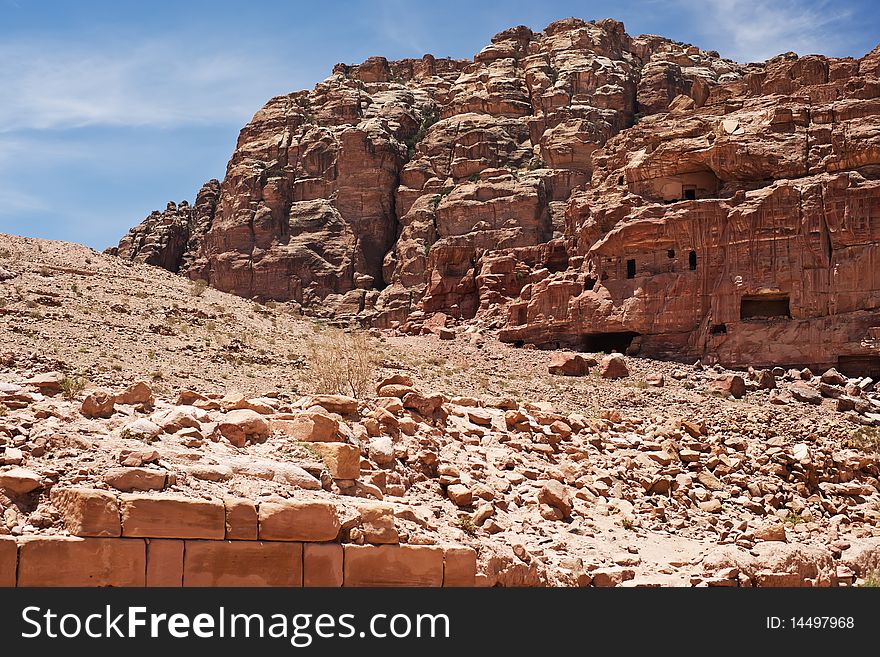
689 251 697 271
683 188 697 200
581 331 640 353
710 323 727 335
838 355 880 378
667 249 675 259
740 295 791 319
626 259 636 279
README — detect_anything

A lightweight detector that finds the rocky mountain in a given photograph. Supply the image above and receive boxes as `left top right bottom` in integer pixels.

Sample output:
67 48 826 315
111 18 880 375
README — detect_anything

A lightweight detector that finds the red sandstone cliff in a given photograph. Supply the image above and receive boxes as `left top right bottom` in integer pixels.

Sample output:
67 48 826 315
111 18 880 373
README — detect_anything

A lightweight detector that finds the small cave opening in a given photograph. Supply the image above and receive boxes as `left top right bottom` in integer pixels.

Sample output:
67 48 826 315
626 259 636 279
683 187 697 200
689 250 697 271
667 249 676 259
837 355 880 379
740 294 791 320
710 323 727 335
583 276 597 291
581 331 640 354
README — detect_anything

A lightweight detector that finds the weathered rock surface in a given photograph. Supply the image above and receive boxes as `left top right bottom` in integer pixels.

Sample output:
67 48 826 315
113 19 880 374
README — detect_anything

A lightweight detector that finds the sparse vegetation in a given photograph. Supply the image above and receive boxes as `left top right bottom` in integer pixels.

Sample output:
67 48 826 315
620 517 636 531
455 515 478 536
404 106 439 157
784 512 806 525
121 427 158 444
190 279 209 297
304 326 377 398
527 157 546 170
859 571 880 587
848 426 880 454
430 185 453 210
0 402 8 417
59 374 87 400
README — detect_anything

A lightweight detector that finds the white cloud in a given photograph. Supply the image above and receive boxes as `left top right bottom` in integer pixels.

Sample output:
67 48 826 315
0 37 300 132
374 0 430 56
0 186 47 215
676 0 855 62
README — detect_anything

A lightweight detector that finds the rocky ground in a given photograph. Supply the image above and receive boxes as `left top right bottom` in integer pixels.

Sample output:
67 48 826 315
2 233 879 586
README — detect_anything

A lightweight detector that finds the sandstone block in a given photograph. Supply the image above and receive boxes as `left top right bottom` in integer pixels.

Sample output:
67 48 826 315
303 543 343 587
598 354 629 379
25 372 63 394
307 395 358 415
0 467 41 495
17 537 145 587
271 413 341 442
258 499 341 542
548 353 589 376
310 442 360 479
343 545 444 587
218 409 270 447
146 539 184 586
538 479 572 517
591 566 635 587
225 497 258 540
115 381 155 406
50 487 121 537
447 484 473 507
356 503 398 544
443 546 477 587
120 494 225 539
709 374 746 399
81 389 116 418
183 540 302 587
104 466 167 492
0 537 16 587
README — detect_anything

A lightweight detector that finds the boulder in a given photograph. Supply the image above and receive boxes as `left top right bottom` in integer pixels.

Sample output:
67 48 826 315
115 381 155 407
217 409 270 447
0 467 42 495
537 480 572 518
81 389 115 419
547 353 589 376
709 374 746 399
598 354 629 379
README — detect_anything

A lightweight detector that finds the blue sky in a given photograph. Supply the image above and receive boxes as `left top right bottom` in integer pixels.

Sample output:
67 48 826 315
1 0 878 250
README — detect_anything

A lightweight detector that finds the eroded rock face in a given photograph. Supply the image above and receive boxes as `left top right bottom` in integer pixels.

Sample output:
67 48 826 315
109 180 220 274
113 19 738 308
498 46 880 374
111 18 880 372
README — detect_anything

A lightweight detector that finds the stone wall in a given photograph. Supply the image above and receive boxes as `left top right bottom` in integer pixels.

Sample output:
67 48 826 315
0 489 475 587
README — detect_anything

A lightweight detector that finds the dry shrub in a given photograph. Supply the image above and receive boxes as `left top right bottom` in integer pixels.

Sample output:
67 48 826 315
848 426 880 454
190 279 209 297
305 327 375 398
59 374 87 400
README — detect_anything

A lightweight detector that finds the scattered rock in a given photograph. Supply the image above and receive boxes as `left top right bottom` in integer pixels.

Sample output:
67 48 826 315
217 409 270 447
598 354 629 379
0 467 42 495
548 353 590 377
81 389 116 419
